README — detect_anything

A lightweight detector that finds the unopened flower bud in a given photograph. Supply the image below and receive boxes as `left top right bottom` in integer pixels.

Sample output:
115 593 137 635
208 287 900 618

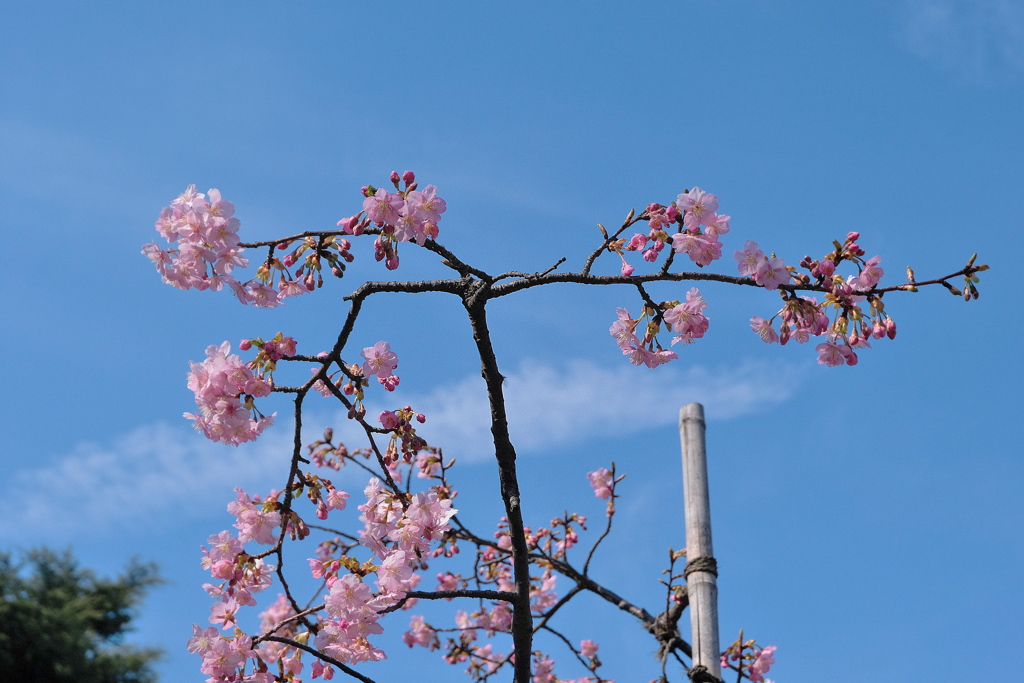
402 170 415 184
239 339 252 351
846 231 860 242
389 171 400 184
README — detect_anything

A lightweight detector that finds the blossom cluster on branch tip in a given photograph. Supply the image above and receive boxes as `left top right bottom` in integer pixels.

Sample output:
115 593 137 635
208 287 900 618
184 341 277 445
617 187 729 276
336 170 447 270
143 174 446 306
142 186 247 292
742 232 896 367
609 183 954 367
722 637 777 683
610 287 710 368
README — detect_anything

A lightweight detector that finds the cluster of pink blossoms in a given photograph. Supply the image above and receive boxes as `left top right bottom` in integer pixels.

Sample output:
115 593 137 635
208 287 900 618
610 288 710 368
185 342 277 445
142 186 317 307
619 187 729 275
721 640 777 683
586 468 614 500
189 489 289 681
734 241 790 291
335 171 447 270
610 186 903 370
142 186 248 292
307 478 456 664
744 232 895 367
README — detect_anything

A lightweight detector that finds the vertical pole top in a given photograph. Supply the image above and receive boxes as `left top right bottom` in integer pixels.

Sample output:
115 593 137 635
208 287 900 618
680 402 705 425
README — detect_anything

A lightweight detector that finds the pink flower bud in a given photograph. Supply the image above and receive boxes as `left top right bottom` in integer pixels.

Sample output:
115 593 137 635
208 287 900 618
386 254 400 270
390 171 400 184
402 170 416 184
621 262 635 277
886 318 897 339
283 254 296 267
239 339 252 351
818 259 835 277
846 231 860 242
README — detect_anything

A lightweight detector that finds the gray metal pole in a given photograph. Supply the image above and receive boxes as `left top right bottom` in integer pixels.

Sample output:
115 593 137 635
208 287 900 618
679 403 723 681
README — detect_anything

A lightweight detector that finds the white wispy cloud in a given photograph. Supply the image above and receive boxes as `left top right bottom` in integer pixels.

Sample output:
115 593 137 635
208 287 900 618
384 358 806 462
2 422 295 542
3 358 804 540
898 0 1024 79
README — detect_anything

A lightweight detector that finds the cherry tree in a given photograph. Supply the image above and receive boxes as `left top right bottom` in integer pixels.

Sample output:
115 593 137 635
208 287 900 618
143 172 985 683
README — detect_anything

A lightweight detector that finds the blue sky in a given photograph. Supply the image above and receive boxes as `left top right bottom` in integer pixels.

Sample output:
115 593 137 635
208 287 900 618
1 2 1021 682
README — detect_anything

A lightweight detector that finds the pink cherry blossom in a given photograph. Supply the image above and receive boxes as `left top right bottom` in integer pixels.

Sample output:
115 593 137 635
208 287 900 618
407 184 447 224
815 341 849 367
754 255 790 290
186 624 220 654
671 232 723 266
677 187 719 229
587 468 614 500
735 240 766 276
361 341 399 379
751 316 780 344
858 255 884 289
705 212 731 236
609 308 639 351
363 188 403 225
403 614 437 648
749 645 777 682
664 288 710 344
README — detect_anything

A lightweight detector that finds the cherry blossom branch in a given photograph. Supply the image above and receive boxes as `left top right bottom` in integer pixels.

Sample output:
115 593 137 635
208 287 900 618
260 636 377 683
582 467 621 575
581 208 643 276
539 623 601 677
462 284 534 683
487 263 984 299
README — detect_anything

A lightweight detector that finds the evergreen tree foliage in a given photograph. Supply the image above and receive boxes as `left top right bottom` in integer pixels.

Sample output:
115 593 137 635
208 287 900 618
0 548 163 683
